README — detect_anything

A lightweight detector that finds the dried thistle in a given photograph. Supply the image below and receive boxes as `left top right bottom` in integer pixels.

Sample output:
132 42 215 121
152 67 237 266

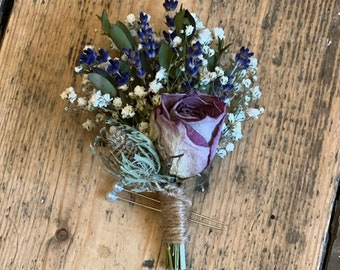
91 120 174 192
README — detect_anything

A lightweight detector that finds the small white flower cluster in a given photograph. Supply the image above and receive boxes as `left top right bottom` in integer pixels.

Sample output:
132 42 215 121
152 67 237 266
89 90 112 108
149 67 167 93
121 104 135 118
216 58 264 158
165 12 234 97
82 119 96 131
60 87 77 103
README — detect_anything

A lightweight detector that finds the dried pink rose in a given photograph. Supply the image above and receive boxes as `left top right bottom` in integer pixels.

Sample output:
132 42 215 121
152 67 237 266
150 89 226 178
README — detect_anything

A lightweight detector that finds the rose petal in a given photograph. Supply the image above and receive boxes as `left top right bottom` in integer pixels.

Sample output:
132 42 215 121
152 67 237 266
156 113 210 178
185 125 209 147
183 114 225 143
207 114 226 164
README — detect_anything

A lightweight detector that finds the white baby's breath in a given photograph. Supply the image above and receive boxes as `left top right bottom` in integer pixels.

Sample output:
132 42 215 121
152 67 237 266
251 86 262 99
60 86 77 103
172 36 182 47
213 27 225 40
118 84 129 91
246 108 264 119
225 142 235 152
220 76 229 85
198 28 212 45
190 13 204 30
216 149 227 158
126 14 136 24
74 66 83 73
138 122 149 133
96 113 106 122
185 25 194 36
231 122 243 141
215 66 224 76
121 104 135 118
249 57 258 69
77 97 87 107
151 94 161 106
89 90 112 108
242 78 252 88
112 97 123 109
136 99 147 111
155 67 167 80
133 85 147 97
240 69 247 78
149 80 163 93
82 74 90 85
82 119 96 131
202 45 214 56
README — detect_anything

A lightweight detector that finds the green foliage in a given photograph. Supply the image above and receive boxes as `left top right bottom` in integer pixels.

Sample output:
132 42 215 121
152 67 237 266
98 10 135 51
158 42 175 70
110 21 135 50
97 10 111 35
88 71 117 97
174 9 196 41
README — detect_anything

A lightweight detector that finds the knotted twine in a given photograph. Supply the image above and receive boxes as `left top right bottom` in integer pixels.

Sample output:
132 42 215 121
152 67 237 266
159 185 192 244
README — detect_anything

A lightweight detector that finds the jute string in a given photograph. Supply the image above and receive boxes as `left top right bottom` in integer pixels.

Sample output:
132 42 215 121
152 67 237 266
159 185 192 244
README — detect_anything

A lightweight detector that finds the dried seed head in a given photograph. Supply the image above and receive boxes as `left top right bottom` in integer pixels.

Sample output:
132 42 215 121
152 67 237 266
91 122 174 192
106 125 139 161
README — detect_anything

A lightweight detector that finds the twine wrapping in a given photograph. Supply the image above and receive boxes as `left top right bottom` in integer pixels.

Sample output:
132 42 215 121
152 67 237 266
159 185 192 244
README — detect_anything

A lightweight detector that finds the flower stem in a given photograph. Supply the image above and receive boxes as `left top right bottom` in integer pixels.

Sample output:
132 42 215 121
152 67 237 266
180 242 186 269
167 244 174 269
166 243 186 270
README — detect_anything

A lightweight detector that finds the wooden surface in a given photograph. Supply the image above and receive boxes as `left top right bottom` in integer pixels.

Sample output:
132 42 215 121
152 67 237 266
0 0 339 269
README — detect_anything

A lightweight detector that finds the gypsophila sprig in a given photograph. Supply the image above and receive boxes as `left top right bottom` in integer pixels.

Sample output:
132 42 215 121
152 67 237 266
61 1 264 268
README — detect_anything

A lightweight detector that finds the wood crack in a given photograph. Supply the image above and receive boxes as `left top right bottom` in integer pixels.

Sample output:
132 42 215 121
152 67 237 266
0 0 14 46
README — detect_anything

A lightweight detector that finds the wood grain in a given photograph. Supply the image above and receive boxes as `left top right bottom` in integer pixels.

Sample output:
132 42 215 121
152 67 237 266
0 0 339 269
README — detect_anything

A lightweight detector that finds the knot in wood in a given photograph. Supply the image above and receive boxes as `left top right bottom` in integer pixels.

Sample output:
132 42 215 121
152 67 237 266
55 228 69 242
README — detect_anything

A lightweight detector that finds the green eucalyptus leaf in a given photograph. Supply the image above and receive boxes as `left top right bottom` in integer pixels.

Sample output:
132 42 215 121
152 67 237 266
110 22 134 51
206 55 216 72
97 10 111 36
88 71 117 97
174 9 185 37
140 53 152 76
92 67 117 86
174 9 196 40
97 11 135 51
158 42 175 70
116 21 135 46
118 60 131 74
183 10 196 40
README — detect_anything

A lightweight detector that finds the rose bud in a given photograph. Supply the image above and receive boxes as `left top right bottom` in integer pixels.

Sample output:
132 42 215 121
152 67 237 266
149 89 226 178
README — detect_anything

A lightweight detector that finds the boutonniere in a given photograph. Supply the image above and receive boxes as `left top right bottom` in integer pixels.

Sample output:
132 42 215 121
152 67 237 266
61 0 264 268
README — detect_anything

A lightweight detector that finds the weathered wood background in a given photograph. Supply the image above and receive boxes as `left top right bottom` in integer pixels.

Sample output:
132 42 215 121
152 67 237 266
0 0 339 269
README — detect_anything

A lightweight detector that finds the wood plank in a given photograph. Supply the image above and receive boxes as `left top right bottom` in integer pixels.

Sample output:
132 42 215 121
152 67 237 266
0 0 339 269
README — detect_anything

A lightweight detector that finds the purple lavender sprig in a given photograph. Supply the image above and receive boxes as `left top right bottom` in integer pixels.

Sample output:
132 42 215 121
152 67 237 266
185 41 203 77
138 12 159 60
235 46 254 70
